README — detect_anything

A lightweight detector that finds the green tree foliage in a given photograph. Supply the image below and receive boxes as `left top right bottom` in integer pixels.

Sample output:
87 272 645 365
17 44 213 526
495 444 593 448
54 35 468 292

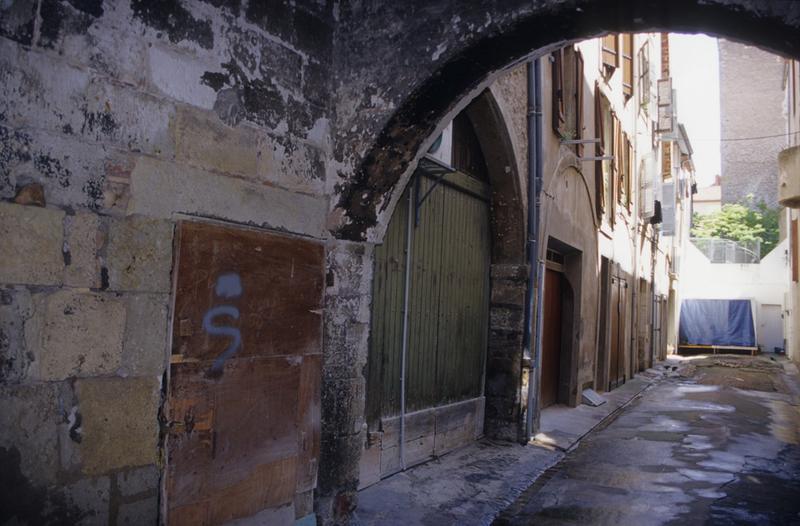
691 197 780 256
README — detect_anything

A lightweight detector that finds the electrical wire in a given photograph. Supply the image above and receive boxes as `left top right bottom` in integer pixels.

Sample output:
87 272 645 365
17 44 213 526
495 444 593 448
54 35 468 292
691 130 800 143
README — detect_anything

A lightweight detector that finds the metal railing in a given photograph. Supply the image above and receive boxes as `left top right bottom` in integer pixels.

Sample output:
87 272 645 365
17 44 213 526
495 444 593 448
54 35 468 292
690 238 761 264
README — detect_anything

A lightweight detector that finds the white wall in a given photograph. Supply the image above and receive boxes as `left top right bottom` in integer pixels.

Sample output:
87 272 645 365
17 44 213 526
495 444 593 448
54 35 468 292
680 238 790 351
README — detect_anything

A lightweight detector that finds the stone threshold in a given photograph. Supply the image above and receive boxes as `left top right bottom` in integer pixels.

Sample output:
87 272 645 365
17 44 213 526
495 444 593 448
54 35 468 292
353 365 670 526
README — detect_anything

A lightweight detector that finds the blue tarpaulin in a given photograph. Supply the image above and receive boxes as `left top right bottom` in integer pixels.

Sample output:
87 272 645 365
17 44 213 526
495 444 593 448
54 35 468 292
679 299 756 347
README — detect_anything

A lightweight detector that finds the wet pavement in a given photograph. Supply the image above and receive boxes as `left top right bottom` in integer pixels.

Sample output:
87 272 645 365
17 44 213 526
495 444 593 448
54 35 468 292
495 354 800 526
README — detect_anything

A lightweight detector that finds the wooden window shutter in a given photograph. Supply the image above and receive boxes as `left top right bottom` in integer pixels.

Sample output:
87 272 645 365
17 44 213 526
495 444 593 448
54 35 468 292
613 115 621 205
594 83 605 220
619 131 627 207
626 138 633 210
610 114 618 223
622 34 634 99
552 50 566 134
792 218 799 282
576 50 585 155
662 141 672 180
602 34 619 69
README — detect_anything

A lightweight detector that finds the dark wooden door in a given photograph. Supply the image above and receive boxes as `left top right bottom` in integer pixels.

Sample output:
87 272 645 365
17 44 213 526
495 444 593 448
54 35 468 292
541 268 563 408
608 277 622 390
608 276 627 390
165 221 324 525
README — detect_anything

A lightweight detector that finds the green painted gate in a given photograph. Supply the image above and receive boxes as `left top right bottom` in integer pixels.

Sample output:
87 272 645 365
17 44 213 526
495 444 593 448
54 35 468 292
366 169 491 425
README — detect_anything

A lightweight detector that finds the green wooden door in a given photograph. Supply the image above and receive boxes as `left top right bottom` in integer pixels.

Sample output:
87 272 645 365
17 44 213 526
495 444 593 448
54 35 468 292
366 170 491 424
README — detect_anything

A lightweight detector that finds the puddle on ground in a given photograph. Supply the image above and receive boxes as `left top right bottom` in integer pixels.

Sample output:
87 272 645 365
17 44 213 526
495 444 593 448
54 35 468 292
677 468 735 485
682 434 714 451
691 488 728 499
675 385 720 394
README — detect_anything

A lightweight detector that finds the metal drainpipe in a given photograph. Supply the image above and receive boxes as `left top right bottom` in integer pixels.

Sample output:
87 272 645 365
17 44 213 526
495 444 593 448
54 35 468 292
399 181 414 470
524 58 544 440
651 231 658 363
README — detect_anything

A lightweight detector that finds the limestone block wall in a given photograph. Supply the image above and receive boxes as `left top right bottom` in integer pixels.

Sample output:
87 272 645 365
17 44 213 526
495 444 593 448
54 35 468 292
0 0 333 523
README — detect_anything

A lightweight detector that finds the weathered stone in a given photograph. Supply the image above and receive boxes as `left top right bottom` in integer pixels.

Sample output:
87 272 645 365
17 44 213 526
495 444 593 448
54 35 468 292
106 216 174 293
172 105 260 178
116 464 159 497
0 126 111 211
128 156 327 238
14 182 45 206
121 294 169 377
491 263 530 281
490 306 525 332
0 37 90 136
76 376 160 476
0 383 61 486
0 0 36 45
257 133 327 195
116 495 158 525
322 321 368 380
490 280 527 307
321 377 366 438
83 79 176 158
32 290 126 381
0 202 64 286
325 241 374 296
148 44 219 109
63 212 101 288
0 286 34 383
63 476 111 526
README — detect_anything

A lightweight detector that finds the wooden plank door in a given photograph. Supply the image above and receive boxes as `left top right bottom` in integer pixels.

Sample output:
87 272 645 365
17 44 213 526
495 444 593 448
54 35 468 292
608 277 621 390
541 268 563 408
165 221 324 525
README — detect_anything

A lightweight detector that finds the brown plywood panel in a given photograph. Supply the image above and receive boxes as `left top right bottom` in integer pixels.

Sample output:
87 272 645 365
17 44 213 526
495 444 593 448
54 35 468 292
172 221 324 363
166 221 324 525
295 353 321 493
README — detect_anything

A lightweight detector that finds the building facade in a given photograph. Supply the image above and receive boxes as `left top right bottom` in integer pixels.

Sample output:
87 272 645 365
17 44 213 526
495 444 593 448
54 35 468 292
780 56 800 362
719 39 787 209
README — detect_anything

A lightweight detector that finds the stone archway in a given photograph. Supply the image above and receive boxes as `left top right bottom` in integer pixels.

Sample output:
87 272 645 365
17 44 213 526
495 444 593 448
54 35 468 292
330 0 800 244
320 1 800 520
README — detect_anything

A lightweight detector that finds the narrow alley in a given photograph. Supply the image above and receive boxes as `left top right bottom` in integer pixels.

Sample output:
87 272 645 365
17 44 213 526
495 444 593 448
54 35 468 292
2 2 800 525
497 355 800 525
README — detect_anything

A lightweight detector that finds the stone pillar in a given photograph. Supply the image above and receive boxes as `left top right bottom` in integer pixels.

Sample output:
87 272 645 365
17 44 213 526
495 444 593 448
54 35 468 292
316 240 373 525
484 263 529 442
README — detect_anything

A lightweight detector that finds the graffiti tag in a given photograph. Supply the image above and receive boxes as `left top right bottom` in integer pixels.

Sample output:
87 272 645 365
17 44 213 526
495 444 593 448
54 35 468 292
203 272 243 374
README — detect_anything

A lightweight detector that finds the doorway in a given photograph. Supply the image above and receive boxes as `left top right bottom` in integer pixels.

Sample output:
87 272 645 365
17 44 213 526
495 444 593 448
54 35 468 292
608 272 628 391
759 303 784 352
540 245 577 409
541 268 563 408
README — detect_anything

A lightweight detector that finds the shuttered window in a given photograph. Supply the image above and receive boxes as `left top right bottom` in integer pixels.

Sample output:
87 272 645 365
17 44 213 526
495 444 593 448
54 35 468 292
594 83 605 220
602 34 619 70
622 34 634 99
552 50 565 134
662 141 672 180
552 47 585 153
626 137 634 211
595 91 614 224
792 219 798 283
610 112 624 225
638 41 651 112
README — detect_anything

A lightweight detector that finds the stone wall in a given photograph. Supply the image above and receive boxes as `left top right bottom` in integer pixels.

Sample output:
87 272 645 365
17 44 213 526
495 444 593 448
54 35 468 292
0 0 333 523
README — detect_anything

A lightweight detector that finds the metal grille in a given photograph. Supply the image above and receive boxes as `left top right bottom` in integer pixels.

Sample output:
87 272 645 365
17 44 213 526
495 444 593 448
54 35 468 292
691 238 761 264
